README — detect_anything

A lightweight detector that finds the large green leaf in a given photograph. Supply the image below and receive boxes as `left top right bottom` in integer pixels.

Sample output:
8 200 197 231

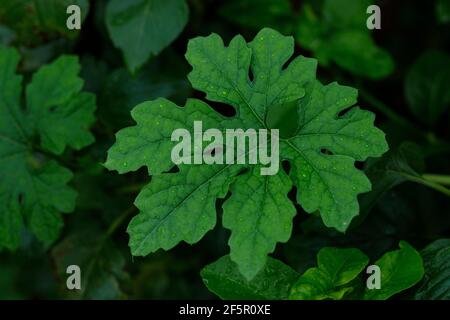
105 0 189 73
415 239 450 299
0 47 96 249
106 28 387 279
201 255 299 300
405 50 450 125
363 241 424 300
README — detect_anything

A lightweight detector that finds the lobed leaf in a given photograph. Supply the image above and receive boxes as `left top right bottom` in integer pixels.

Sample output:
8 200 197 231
106 28 388 279
0 47 96 249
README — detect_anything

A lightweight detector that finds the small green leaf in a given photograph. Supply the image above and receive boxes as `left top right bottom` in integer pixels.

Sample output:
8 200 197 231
105 0 189 73
201 255 299 300
405 50 450 125
290 268 353 300
363 241 424 300
289 247 368 300
26 55 96 154
317 247 369 286
415 239 450 299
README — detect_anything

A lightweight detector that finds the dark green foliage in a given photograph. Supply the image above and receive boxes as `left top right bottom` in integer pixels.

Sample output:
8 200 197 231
0 0 449 300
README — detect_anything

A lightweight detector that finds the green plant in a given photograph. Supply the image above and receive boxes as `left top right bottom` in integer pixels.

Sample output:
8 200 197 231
0 0 449 301
106 28 388 280
201 241 424 300
0 47 95 250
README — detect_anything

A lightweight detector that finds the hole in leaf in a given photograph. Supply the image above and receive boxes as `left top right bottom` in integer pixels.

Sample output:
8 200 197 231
206 100 236 117
281 53 297 71
248 68 255 83
282 160 291 175
320 148 333 155
191 91 236 117
166 165 180 173
337 107 351 118
18 193 24 205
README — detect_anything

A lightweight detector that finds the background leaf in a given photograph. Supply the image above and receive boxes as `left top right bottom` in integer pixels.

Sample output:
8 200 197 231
404 50 450 125
105 0 189 73
201 255 299 300
0 0 89 46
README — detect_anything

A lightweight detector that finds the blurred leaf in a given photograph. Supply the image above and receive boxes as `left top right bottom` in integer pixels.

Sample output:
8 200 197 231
0 25 14 45
105 0 189 73
201 255 299 300
98 50 190 129
289 247 368 299
436 0 450 23
219 0 296 34
19 39 70 72
0 0 89 46
415 239 450 299
297 0 394 79
0 47 95 249
405 50 450 125
52 227 127 299
363 241 424 300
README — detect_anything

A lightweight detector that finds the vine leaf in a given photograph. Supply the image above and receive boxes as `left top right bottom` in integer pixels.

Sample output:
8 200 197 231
106 28 388 279
0 47 96 250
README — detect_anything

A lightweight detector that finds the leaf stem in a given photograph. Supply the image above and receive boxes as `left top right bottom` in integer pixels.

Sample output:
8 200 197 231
116 183 148 194
401 173 450 197
422 174 450 186
106 206 137 237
